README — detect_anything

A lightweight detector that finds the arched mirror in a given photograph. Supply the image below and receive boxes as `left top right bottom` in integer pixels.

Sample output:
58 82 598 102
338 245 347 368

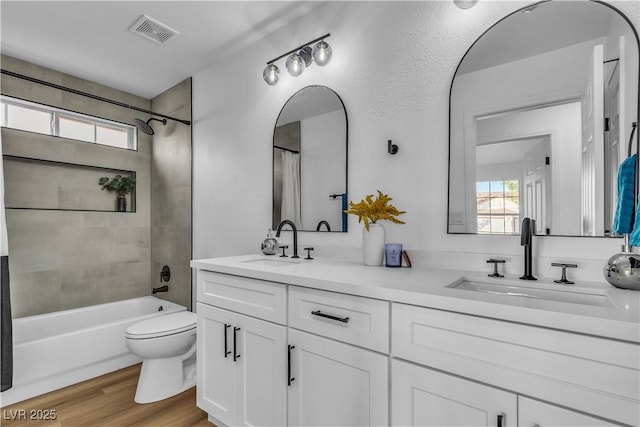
272 85 348 232
448 0 639 237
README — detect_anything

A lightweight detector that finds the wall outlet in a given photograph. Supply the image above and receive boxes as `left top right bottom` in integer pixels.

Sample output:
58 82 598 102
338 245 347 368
449 211 465 226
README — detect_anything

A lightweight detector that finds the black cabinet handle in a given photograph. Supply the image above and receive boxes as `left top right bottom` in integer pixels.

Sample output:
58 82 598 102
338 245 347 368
288 345 295 386
233 326 241 361
224 324 231 358
311 310 350 323
497 413 505 427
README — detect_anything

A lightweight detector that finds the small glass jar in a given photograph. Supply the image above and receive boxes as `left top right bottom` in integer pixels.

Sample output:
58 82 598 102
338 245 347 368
385 243 403 267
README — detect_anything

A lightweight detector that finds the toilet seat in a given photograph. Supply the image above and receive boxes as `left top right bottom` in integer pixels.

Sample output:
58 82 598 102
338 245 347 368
125 311 196 340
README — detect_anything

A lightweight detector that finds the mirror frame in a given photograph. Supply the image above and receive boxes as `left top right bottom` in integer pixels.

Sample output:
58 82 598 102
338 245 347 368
272 85 349 232
447 0 640 237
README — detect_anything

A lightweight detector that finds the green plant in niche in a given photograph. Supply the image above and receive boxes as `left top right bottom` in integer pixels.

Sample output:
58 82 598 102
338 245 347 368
99 174 136 196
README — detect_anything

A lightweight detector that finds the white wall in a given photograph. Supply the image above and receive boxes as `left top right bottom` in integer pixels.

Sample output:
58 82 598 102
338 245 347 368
192 0 639 281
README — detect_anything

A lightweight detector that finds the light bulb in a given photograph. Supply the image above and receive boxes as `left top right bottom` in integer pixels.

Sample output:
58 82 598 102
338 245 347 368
263 64 279 85
298 46 313 66
286 53 305 76
454 0 478 9
312 40 332 66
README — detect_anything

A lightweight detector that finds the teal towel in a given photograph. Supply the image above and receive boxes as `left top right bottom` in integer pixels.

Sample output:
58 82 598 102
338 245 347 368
630 198 640 245
614 153 637 235
630 193 640 245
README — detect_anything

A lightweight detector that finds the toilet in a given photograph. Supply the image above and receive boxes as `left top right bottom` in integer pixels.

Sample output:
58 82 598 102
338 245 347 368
125 311 197 403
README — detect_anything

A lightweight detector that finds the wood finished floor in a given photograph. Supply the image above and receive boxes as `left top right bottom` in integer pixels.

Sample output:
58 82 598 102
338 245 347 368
1 364 212 427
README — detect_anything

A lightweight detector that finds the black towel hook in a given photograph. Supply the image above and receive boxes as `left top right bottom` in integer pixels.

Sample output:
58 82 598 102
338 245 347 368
388 139 398 155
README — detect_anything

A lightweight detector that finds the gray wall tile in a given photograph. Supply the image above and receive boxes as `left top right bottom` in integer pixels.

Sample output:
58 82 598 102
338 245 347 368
2 55 153 317
151 78 192 310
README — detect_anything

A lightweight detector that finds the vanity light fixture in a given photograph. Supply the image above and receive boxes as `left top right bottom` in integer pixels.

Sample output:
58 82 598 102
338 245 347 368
263 64 280 86
263 33 331 85
286 52 306 77
454 0 479 9
312 40 332 66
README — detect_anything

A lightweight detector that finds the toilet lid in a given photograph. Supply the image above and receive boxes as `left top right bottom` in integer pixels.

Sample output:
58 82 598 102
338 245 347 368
125 311 196 339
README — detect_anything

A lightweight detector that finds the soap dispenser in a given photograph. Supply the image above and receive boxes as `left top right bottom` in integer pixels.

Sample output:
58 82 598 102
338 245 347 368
261 229 279 255
604 234 640 290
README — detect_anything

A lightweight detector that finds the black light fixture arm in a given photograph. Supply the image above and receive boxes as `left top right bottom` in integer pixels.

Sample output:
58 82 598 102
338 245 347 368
0 69 191 126
266 33 331 65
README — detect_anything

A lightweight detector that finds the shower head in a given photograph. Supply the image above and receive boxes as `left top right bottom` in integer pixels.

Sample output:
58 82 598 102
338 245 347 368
134 117 167 136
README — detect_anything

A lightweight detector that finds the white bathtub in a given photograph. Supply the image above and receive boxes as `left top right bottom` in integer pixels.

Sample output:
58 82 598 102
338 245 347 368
0 296 186 406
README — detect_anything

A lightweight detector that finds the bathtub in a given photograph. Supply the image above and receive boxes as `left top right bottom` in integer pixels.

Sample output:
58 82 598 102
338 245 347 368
0 296 186 406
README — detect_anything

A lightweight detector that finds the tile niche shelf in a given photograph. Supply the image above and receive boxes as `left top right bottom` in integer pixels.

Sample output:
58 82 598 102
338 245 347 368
2 155 136 213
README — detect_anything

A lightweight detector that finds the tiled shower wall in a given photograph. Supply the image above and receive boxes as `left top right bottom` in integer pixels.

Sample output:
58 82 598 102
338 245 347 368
150 78 192 310
1 55 154 317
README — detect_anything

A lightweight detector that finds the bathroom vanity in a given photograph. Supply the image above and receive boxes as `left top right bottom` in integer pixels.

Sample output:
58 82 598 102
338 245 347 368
191 255 639 427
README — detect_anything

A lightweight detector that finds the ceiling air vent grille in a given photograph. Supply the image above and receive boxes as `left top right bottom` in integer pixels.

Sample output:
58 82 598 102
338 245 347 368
129 15 179 45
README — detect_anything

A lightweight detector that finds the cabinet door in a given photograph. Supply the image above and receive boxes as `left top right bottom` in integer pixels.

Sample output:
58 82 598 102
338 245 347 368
392 359 516 427
197 303 237 426
519 396 623 427
235 312 287 427
288 328 388 427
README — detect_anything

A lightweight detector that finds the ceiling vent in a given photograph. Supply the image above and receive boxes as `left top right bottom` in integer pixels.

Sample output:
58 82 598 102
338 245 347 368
129 15 179 45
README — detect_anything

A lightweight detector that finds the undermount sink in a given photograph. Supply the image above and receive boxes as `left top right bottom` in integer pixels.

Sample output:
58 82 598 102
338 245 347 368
241 258 301 267
447 279 615 308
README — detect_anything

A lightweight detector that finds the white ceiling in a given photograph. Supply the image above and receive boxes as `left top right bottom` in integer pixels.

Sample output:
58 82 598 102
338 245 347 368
0 1 321 99
476 137 548 166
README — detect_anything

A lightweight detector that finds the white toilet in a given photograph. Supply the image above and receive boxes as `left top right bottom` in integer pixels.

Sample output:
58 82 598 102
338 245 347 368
125 311 197 403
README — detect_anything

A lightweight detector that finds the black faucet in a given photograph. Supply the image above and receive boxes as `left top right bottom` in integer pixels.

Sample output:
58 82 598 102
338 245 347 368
316 220 331 232
276 220 299 258
520 217 537 280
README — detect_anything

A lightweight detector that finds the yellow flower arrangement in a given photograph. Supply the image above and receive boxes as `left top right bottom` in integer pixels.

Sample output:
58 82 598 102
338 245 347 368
344 190 406 231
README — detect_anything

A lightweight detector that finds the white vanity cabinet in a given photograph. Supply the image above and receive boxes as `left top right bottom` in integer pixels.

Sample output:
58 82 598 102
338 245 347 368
288 328 388 426
196 271 288 427
196 269 390 427
287 287 390 426
193 258 638 427
392 302 637 426
518 396 623 427
392 359 516 427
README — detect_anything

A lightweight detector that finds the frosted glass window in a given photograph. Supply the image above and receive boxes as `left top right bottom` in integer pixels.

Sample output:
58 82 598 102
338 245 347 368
6 104 51 134
96 125 128 148
1 96 136 150
59 116 95 142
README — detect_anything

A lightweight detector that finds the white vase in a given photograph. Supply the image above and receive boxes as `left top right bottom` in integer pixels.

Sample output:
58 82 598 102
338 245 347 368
362 223 385 266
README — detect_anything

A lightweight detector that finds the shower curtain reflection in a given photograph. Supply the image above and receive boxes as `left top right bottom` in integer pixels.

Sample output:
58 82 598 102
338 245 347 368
281 151 301 227
1 131 14 392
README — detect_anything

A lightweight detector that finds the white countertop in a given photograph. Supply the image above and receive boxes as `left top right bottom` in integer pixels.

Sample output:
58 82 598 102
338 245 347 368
191 254 640 343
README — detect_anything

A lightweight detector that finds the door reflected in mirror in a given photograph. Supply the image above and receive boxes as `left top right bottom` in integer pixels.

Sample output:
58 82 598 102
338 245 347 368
448 0 639 237
272 85 348 232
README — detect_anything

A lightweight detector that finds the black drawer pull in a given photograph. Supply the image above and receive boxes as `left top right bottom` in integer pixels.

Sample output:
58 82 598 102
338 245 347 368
224 324 231 358
311 310 350 323
288 345 295 386
233 326 241 361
